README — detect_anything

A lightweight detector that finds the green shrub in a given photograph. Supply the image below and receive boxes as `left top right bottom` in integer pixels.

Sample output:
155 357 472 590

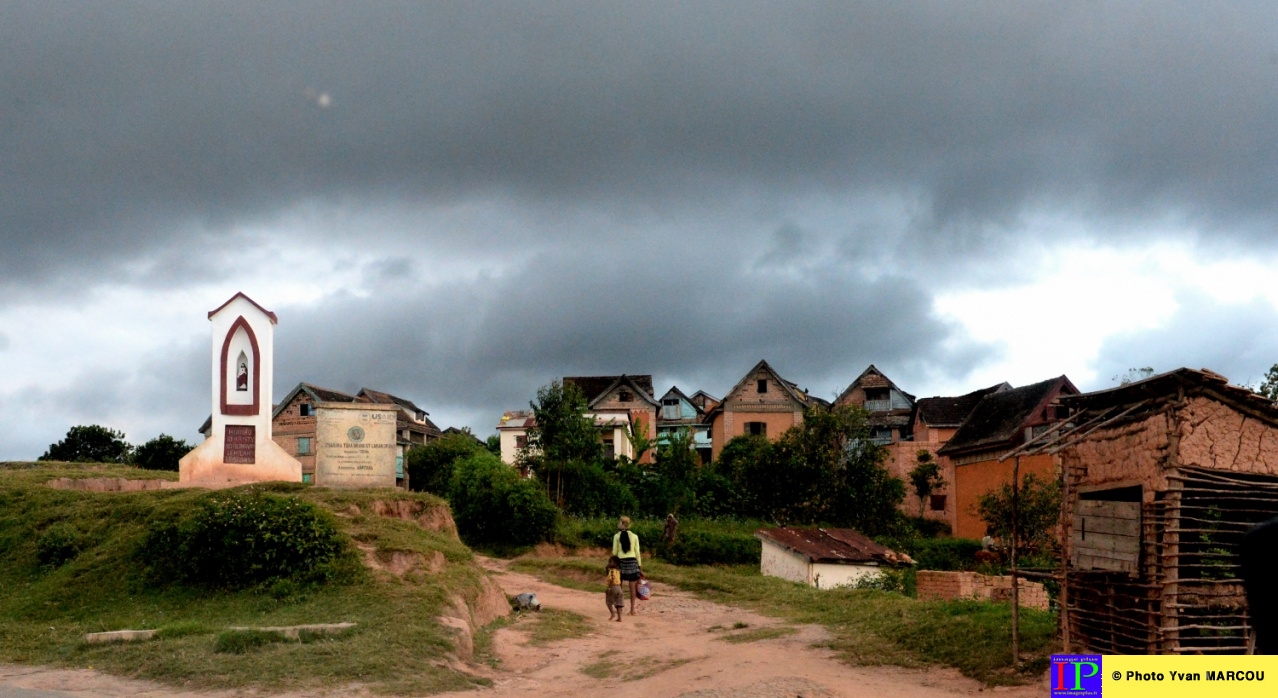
133 434 191 471
449 452 557 545
36 522 85 568
214 629 288 654
878 536 984 571
555 517 763 566
852 567 914 595
406 433 485 495
139 491 351 589
549 460 637 518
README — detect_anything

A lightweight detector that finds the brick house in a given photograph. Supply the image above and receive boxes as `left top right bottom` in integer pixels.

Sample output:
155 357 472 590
835 365 916 446
564 374 660 463
267 382 439 487
937 375 1078 538
907 383 1010 523
706 360 826 461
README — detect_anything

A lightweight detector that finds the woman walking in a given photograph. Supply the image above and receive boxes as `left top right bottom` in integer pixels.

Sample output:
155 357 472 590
612 516 642 615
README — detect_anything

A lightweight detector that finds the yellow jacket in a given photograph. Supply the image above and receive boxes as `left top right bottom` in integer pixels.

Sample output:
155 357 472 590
612 531 641 566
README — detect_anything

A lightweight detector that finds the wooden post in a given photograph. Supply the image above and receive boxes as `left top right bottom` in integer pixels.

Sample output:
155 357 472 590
1059 452 1071 652
1011 455 1020 667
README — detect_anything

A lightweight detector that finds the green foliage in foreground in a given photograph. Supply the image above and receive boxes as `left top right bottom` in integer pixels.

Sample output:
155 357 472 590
0 462 498 694
132 434 191 472
514 556 1058 685
449 451 558 545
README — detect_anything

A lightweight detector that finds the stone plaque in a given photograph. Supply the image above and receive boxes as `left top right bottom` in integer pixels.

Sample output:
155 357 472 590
224 425 256 464
314 405 396 488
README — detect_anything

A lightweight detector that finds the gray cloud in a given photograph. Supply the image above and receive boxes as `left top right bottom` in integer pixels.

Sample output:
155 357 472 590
6 2 1278 289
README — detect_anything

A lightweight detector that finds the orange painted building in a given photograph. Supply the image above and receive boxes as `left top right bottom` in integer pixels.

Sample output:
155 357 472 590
937 375 1078 538
707 360 826 461
906 383 1010 524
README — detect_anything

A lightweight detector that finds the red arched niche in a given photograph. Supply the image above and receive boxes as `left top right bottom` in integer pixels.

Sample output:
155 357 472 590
220 316 261 416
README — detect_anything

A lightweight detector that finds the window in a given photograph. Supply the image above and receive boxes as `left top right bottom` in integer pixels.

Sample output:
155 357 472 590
870 428 893 445
662 398 680 420
757 379 768 393
297 437 311 455
618 390 633 403
515 435 528 449
746 422 766 437
602 436 616 460
300 403 313 417
929 494 947 511
864 388 890 411
302 473 313 484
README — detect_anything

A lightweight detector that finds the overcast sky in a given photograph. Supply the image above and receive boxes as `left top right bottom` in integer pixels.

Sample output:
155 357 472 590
5 1 1278 458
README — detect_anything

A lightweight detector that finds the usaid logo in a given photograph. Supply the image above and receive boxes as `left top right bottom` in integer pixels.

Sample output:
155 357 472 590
1051 654 1103 697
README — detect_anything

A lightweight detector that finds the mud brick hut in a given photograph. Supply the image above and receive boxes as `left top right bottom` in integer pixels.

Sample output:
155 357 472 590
1019 368 1278 654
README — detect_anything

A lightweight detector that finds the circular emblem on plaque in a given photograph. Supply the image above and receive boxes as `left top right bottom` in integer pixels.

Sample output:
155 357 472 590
347 426 365 443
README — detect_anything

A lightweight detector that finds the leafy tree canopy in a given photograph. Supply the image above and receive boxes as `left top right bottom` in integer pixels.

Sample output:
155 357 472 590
976 472 1062 558
39 425 131 463
527 380 601 464
1255 363 1278 401
406 432 487 494
133 434 191 471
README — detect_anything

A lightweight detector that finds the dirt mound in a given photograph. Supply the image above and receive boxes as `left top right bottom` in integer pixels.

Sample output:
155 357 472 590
369 498 458 536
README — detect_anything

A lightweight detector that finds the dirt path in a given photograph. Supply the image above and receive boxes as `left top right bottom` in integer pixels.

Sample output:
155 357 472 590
0 559 1044 698
441 557 1043 698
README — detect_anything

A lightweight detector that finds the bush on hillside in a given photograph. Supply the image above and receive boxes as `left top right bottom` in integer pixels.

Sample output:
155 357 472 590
449 452 557 545
140 491 351 589
133 434 191 471
37 522 86 568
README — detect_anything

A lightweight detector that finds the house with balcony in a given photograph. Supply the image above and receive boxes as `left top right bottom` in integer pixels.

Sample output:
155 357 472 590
656 385 714 463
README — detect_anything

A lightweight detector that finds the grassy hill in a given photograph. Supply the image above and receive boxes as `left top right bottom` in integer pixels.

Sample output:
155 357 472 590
0 462 506 694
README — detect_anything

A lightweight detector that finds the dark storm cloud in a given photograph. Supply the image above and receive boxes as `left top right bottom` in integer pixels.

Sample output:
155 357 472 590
270 239 992 435
6 1 1278 287
1091 291 1278 391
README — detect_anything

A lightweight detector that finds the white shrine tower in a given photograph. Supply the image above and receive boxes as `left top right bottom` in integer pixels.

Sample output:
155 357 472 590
179 292 301 484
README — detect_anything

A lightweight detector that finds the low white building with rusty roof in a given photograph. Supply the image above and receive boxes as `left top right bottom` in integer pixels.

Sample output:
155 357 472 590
755 527 913 589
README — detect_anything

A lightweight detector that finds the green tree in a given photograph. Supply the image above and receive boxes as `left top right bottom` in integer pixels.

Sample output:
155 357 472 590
39 425 132 463
527 381 601 464
485 434 501 455
448 451 557 545
406 432 486 494
714 405 904 533
976 472 1062 558
1254 363 1278 401
133 434 191 471
908 449 945 518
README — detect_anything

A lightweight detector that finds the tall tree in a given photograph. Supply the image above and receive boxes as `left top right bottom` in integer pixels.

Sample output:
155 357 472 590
977 472 1062 558
526 381 601 464
1255 363 1278 401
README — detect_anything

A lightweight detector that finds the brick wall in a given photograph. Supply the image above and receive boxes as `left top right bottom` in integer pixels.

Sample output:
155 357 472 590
915 570 1049 611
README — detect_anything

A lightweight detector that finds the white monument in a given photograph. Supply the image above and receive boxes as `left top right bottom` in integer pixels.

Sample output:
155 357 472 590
179 292 302 485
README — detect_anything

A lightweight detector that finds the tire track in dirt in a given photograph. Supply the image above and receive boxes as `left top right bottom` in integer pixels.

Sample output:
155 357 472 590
444 557 1042 698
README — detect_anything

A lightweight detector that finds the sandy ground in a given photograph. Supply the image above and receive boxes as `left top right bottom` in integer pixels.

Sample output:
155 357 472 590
0 558 1046 698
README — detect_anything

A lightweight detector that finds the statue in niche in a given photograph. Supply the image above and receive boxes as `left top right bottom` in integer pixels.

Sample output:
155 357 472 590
236 358 248 391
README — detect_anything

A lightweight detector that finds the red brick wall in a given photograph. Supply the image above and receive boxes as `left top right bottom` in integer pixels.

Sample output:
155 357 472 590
915 570 1049 610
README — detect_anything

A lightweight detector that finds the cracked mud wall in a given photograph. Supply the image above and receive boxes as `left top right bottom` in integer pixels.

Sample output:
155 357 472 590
1175 396 1278 475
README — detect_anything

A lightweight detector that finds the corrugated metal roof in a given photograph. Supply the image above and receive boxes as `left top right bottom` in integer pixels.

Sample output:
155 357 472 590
755 527 914 566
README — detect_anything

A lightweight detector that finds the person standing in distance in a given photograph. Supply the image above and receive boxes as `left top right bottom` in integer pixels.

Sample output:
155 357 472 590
613 516 642 616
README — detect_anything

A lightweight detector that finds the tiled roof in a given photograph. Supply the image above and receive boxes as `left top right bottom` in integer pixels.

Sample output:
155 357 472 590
755 527 914 566
916 383 1011 427
938 376 1076 456
564 375 655 402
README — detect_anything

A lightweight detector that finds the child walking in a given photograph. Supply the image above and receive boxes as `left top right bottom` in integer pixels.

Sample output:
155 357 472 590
605 555 625 621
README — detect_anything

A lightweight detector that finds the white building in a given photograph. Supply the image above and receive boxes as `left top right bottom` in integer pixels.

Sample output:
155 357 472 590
755 527 914 590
